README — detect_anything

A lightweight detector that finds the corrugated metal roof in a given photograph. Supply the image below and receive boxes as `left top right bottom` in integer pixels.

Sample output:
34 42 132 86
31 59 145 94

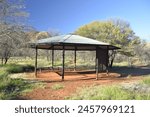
36 34 109 45
29 34 120 50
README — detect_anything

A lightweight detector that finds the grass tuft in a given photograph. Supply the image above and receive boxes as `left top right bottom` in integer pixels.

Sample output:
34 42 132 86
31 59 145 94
142 75 150 85
127 74 132 79
51 84 64 90
0 71 9 78
67 85 150 100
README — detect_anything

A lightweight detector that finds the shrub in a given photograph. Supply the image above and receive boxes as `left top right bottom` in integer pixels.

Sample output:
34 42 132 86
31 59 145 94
0 77 44 99
6 65 24 73
0 77 26 99
23 65 34 71
0 64 34 73
0 63 41 99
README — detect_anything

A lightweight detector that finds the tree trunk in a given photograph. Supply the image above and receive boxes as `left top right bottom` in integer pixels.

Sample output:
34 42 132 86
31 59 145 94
1 58 4 65
109 58 114 68
4 58 8 64
128 57 132 67
108 50 116 68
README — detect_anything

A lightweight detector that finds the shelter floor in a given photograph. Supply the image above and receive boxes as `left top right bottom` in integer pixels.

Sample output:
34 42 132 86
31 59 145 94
17 69 144 100
20 71 142 100
30 70 122 82
16 66 150 100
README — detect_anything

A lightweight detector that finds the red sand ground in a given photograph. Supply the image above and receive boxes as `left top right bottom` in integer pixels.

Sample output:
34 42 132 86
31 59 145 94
20 70 142 100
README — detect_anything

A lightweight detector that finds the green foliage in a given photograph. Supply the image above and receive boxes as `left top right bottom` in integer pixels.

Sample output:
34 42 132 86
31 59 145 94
75 19 141 57
21 82 45 94
0 71 9 78
67 85 150 100
0 77 25 99
0 64 34 73
6 64 24 73
51 84 64 90
0 76 44 99
142 76 150 85
0 64 43 99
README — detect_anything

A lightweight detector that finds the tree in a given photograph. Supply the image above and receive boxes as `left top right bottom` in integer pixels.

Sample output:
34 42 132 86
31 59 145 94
0 0 30 64
134 41 150 65
0 0 29 23
75 19 140 67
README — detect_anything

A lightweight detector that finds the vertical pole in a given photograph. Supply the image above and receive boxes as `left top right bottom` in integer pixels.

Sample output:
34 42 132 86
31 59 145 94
95 48 97 71
96 47 99 80
35 46 38 77
102 64 103 71
74 46 77 71
96 57 99 80
106 46 109 76
62 45 65 81
52 46 54 70
95 58 96 71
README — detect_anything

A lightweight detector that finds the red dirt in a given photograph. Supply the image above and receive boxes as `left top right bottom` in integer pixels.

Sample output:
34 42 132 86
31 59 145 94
20 70 142 100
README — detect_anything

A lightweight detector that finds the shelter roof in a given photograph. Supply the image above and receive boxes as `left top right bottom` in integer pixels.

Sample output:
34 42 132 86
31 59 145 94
29 34 120 50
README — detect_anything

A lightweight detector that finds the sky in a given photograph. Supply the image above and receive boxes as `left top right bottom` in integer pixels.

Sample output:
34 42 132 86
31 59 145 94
25 0 150 41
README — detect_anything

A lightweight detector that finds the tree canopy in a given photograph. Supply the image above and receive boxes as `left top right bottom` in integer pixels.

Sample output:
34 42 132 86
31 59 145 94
0 0 31 64
75 19 141 56
75 19 141 67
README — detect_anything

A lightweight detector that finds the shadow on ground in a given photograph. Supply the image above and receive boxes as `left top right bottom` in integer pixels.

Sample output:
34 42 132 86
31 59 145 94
109 66 150 77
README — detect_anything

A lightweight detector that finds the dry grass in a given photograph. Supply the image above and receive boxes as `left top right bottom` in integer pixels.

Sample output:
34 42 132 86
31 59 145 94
51 84 64 90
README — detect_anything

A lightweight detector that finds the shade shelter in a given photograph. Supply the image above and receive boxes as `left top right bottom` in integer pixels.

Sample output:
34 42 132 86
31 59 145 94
29 34 120 80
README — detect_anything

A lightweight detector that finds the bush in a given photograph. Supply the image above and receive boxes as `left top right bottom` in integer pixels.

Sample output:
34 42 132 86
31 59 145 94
23 65 34 72
0 63 41 99
0 64 34 73
0 77 26 99
6 65 24 73
0 77 43 99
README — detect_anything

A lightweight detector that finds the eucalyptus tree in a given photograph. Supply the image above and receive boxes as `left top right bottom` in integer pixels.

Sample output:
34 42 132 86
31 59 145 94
75 19 140 67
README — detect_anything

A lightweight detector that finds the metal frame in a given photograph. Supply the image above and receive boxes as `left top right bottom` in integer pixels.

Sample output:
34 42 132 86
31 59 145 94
32 35 120 81
62 45 65 80
35 46 38 77
34 45 110 81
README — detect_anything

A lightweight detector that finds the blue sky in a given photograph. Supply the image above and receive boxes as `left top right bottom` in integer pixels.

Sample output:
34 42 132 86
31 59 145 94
25 0 150 41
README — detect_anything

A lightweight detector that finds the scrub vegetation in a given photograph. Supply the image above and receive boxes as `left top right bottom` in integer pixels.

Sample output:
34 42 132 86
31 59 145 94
0 64 44 100
142 75 150 85
67 84 150 100
0 0 150 100
0 60 150 100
